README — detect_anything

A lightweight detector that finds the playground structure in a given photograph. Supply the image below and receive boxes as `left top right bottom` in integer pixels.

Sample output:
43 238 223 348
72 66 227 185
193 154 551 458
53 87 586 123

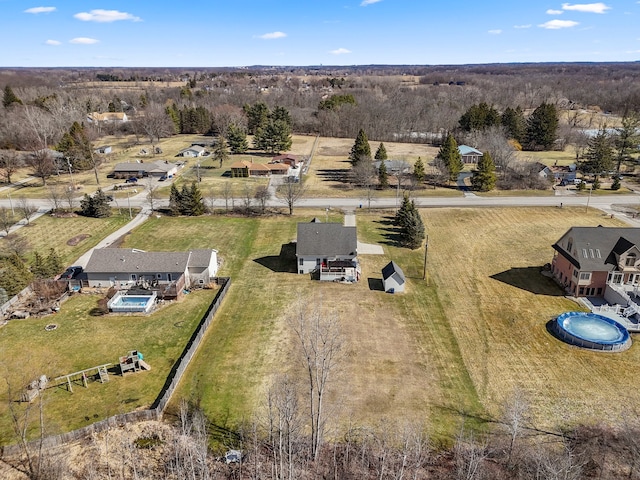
119 350 151 375
55 364 111 393
20 350 151 401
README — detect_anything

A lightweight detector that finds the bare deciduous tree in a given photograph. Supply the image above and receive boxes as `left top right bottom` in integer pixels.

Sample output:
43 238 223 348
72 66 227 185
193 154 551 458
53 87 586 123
0 150 22 184
254 185 270 214
222 182 232 212
62 184 76 211
289 301 343 461
139 103 174 153
501 387 531 468
46 185 62 213
145 179 159 213
0 206 15 235
17 196 37 226
277 180 306 215
454 427 488 480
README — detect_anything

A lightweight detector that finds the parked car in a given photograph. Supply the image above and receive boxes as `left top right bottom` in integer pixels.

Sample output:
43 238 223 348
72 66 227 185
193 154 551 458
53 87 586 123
61 266 83 279
159 175 167 181
125 177 138 183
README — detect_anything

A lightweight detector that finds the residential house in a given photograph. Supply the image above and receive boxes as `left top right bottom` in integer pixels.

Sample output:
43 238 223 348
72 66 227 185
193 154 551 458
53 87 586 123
87 112 129 124
267 163 290 175
296 220 359 282
230 160 285 177
382 261 406 293
95 145 112 154
271 154 300 167
551 227 640 312
83 248 218 298
178 145 206 157
112 160 179 179
458 145 483 164
538 163 577 183
373 160 411 174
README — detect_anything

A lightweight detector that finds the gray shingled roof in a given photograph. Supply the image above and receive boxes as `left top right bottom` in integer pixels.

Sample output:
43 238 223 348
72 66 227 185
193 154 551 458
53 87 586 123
113 161 177 174
296 223 357 257
553 226 640 271
84 248 214 273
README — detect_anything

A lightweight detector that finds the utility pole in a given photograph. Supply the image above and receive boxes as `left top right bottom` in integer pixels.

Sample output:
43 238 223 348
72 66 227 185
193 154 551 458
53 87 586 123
422 234 429 281
586 182 593 213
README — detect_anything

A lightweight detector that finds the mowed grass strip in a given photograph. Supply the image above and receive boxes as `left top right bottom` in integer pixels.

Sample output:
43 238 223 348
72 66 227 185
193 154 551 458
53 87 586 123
0 289 215 443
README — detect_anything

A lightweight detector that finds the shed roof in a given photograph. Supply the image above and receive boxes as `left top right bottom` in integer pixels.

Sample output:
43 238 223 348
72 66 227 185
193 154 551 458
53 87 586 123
458 145 483 156
382 261 405 283
296 222 357 257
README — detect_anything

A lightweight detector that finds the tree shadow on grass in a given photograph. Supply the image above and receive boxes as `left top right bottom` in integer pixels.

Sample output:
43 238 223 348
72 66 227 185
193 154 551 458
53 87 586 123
373 216 402 247
489 267 564 296
317 168 352 189
367 278 385 291
254 242 297 273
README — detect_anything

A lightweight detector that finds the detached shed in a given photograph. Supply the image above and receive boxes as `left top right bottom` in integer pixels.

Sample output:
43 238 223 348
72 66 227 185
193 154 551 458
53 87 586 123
382 261 405 293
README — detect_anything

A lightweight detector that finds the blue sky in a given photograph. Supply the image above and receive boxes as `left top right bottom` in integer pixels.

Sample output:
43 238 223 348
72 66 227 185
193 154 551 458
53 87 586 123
1 1 639 67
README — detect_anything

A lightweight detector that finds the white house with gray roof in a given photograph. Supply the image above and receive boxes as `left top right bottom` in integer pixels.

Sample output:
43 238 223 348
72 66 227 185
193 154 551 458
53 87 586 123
112 160 179 179
83 248 218 292
296 220 359 282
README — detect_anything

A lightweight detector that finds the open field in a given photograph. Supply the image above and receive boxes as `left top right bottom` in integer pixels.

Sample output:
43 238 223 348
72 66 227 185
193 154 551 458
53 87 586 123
0 289 215 443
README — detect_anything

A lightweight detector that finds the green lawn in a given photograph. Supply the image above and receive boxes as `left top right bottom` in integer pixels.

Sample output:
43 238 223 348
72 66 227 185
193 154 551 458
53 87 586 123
0 289 215 443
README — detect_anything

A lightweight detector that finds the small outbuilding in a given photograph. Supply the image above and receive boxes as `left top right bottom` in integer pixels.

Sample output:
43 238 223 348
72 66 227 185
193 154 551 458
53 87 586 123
382 261 405 293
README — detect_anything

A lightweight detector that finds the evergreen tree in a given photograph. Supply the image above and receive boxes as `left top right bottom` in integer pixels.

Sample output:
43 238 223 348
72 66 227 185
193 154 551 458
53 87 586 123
271 105 292 128
501 106 526 143
378 159 389 188
394 194 425 249
374 143 388 160
524 102 558 151
169 184 183 216
318 94 356 111
471 151 497 192
244 102 270 135
31 251 47 279
413 157 426 184
459 102 500 132
213 136 230 168
0 253 33 296
57 121 93 171
166 104 180 134
611 176 621 191
254 119 292 154
349 128 372 166
79 189 112 218
227 124 249 154
614 111 640 172
436 134 463 183
188 182 205 216
45 248 63 278
3 85 23 108
581 128 614 178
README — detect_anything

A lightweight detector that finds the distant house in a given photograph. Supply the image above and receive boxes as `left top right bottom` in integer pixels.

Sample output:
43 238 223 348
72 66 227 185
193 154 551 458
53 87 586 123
373 160 411 174
95 145 112 154
87 112 129 124
178 145 206 157
271 154 300 167
112 160 179 179
296 220 359 282
551 226 640 301
458 145 483 164
538 163 577 183
230 160 288 177
83 248 218 298
382 261 406 293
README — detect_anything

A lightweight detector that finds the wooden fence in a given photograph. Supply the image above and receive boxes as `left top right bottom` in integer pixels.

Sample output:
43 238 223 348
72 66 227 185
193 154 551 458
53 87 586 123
0 277 231 458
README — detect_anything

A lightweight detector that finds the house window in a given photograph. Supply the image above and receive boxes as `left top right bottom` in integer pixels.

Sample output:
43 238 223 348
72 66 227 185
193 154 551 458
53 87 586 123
299 270 303 274
626 253 636 266
579 287 585 295
167 273 172 281
579 272 591 281
299 258 304 266
131 274 137 281
567 238 573 252
198 279 204 284
582 249 588 258
596 249 601 258
156 273 162 279
572 269 578 279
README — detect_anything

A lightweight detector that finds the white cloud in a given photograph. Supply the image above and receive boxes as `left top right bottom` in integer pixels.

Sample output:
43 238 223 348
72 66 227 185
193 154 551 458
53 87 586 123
562 3 611 13
513 24 532 29
329 48 351 55
546 9 563 14
539 19 579 29
361 0 382 5
70 37 99 44
45 39 61 46
74 9 141 23
488 29 502 34
24 6 56 14
257 31 287 40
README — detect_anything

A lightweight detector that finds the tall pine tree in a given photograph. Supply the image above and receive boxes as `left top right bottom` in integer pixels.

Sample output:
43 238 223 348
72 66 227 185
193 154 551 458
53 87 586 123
375 142 388 160
437 134 463 183
378 159 389 188
471 151 497 192
349 129 372 166
525 102 558 151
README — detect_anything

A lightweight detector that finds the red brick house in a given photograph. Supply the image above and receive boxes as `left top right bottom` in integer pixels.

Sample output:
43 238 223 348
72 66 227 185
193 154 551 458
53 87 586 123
551 226 640 299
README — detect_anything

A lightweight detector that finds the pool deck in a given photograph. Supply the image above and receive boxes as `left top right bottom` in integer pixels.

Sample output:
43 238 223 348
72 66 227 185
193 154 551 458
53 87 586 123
577 296 640 332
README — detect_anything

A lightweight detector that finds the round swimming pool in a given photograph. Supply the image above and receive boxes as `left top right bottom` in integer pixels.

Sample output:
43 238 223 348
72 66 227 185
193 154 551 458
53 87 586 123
554 311 632 351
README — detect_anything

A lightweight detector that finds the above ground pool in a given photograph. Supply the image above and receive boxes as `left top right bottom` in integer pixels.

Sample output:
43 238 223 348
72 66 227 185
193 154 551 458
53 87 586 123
554 311 631 351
